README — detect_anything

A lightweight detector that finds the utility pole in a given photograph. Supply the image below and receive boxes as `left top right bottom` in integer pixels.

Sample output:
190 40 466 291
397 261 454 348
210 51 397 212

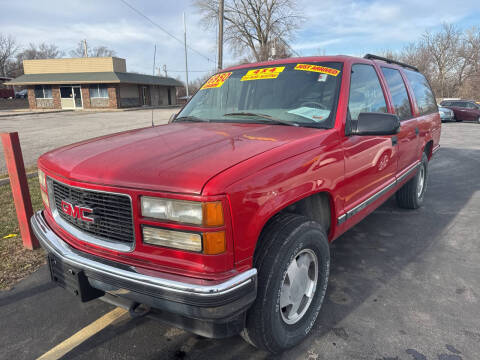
183 12 189 98
217 0 224 70
83 39 88 58
152 44 157 76
163 64 168 77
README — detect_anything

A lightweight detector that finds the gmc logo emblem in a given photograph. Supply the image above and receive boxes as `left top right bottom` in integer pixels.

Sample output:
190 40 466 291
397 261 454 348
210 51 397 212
61 200 94 223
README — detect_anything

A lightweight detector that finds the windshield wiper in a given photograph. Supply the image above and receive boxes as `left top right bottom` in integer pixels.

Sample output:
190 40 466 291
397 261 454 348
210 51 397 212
175 116 210 123
223 112 299 127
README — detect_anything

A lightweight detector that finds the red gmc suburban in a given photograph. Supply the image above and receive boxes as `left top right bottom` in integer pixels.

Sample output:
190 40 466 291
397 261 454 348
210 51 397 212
31 54 441 353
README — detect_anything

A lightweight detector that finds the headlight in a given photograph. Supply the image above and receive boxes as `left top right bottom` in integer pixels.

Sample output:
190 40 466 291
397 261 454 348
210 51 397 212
38 169 46 189
141 197 224 226
142 226 226 254
143 226 202 252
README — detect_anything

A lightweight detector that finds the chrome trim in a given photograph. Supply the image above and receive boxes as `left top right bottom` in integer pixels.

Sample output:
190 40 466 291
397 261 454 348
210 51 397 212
337 161 421 224
31 211 257 297
47 177 135 252
347 180 397 218
337 214 346 225
397 161 421 183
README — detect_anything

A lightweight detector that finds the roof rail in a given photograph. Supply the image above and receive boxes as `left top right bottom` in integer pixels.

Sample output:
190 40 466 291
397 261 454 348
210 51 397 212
363 54 419 72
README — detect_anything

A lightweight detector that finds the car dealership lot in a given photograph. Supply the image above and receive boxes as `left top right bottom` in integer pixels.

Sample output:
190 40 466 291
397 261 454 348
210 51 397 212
0 109 177 175
1 122 479 360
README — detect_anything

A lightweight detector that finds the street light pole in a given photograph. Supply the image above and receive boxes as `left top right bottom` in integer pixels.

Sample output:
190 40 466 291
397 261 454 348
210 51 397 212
218 0 224 70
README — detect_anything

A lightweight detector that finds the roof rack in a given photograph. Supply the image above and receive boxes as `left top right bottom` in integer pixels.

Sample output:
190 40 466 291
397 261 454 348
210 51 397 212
363 54 419 72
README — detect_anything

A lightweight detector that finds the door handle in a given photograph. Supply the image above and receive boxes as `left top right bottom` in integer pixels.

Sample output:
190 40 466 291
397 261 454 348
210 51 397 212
391 136 398 146
415 127 419 136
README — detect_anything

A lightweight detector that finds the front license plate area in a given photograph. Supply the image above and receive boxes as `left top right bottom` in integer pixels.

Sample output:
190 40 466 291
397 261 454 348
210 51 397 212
48 254 104 302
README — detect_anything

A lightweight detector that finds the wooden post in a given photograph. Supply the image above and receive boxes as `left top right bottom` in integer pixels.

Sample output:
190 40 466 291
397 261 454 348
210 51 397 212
1 132 39 250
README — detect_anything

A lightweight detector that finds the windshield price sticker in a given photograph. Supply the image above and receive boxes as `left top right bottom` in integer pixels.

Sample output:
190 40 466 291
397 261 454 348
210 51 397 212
294 64 341 76
241 66 285 81
201 72 233 90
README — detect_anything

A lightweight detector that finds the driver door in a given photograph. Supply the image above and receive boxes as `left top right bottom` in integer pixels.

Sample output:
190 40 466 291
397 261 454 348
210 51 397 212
340 63 398 225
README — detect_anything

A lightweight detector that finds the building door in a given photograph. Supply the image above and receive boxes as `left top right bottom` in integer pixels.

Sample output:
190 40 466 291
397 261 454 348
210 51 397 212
142 86 148 105
167 87 172 105
72 86 83 108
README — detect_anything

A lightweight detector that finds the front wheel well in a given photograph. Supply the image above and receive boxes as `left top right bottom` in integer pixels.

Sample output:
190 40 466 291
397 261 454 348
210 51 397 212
254 192 332 262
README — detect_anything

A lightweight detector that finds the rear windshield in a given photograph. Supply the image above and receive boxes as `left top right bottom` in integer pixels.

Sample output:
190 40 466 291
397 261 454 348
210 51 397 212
176 62 343 129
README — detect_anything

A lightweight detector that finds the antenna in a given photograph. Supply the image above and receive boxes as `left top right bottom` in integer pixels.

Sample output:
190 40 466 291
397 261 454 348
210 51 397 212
152 44 156 127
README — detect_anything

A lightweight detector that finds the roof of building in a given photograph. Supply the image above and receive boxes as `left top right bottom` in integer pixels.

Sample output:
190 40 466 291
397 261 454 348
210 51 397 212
4 72 183 87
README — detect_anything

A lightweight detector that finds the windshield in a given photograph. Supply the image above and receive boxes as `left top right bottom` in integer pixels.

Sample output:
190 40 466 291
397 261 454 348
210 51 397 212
176 62 343 128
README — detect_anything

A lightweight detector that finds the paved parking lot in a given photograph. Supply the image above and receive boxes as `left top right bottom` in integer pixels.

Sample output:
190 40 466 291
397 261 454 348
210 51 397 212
0 109 177 175
1 122 479 359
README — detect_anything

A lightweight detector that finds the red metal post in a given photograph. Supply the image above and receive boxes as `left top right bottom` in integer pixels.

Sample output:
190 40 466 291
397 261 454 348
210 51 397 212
1 132 39 250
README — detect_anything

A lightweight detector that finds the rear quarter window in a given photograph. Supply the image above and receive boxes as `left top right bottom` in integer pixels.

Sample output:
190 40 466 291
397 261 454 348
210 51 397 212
404 70 437 116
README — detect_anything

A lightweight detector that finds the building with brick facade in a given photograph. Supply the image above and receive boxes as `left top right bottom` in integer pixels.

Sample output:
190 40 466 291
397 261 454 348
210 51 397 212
4 57 183 110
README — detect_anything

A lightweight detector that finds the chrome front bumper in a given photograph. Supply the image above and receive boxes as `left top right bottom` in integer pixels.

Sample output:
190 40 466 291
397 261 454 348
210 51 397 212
31 211 257 337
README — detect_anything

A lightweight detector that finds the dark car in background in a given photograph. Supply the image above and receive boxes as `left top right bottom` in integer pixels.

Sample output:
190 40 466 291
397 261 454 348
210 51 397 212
438 106 455 122
440 100 480 124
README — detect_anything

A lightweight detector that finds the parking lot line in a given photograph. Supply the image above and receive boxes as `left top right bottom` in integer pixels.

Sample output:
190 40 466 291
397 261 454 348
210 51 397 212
36 307 129 360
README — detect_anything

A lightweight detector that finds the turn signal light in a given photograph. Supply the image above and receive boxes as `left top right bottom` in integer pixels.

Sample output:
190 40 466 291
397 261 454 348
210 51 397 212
203 231 226 255
41 188 49 208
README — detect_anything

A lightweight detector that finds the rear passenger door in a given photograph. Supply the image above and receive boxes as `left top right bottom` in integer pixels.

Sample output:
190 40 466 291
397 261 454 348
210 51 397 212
380 67 418 174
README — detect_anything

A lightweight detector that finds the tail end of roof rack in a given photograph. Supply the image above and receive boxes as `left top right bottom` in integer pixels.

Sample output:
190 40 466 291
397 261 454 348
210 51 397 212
363 54 419 72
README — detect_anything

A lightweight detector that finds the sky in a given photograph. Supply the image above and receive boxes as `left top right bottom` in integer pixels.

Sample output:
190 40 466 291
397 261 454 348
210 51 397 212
2 0 480 83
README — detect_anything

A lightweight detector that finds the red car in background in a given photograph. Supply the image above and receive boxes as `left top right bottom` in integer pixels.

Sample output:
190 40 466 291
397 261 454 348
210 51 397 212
0 77 15 99
440 100 480 124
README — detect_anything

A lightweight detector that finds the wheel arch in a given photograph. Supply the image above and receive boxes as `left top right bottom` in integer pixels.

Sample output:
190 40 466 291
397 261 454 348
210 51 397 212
252 190 335 262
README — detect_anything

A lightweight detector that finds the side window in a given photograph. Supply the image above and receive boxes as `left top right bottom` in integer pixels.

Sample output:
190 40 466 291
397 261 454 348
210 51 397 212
466 102 477 109
381 67 412 120
348 64 387 120
404 70 437 115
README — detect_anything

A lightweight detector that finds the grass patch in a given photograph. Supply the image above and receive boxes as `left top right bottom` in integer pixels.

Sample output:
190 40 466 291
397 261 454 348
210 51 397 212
0 166 38 180
0 177 46 290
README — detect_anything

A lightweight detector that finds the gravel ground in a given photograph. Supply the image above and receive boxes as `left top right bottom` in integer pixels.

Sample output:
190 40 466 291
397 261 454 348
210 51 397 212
0 122 479 360
0 108 178 175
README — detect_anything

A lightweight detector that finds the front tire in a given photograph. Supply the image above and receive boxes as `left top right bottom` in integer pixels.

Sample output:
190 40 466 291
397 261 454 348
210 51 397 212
241 213 330 353
396 152 428 209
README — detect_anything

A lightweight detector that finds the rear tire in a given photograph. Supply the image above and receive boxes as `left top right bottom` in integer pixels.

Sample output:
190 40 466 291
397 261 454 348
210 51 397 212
241 213 330 353
396 153 428 209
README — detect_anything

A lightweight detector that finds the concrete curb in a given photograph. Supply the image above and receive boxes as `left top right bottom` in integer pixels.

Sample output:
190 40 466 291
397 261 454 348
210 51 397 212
0 171 37 186
0 110 73 118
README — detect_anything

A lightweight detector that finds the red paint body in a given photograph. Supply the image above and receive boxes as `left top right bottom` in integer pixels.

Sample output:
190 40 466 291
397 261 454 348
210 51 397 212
38 56 441 280
1 132 39 250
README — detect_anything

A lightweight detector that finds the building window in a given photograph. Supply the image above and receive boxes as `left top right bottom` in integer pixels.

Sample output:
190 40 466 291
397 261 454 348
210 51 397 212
34 85 52 99
90 84 109 98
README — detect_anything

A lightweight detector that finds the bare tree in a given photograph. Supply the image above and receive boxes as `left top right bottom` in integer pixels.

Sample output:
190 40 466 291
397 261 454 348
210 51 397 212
420 24 460 98
195 0 303 62
0 34 18 77
70 40 116 58
382 24 480 100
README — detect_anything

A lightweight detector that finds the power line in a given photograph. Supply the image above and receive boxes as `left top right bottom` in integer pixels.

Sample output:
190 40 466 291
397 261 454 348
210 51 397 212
118 0 215 63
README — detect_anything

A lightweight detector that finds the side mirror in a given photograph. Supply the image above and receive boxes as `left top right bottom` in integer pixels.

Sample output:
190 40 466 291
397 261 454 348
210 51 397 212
169 112 178 123
351 112 400 136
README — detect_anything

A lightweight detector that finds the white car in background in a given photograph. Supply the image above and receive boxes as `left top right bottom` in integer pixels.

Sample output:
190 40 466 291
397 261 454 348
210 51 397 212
438 106 455 122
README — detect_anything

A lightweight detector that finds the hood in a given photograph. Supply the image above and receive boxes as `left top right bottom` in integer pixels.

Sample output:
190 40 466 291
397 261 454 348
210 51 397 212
39 122 319 194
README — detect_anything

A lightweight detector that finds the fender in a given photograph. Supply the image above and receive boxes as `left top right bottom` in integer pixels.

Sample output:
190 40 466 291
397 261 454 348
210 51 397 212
209 138 345 268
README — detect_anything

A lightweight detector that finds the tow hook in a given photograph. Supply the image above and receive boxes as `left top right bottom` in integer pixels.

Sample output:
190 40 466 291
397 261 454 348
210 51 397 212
129 303 151 318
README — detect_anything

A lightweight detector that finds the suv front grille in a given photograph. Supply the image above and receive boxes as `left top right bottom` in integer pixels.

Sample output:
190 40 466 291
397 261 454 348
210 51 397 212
51 180 134 244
